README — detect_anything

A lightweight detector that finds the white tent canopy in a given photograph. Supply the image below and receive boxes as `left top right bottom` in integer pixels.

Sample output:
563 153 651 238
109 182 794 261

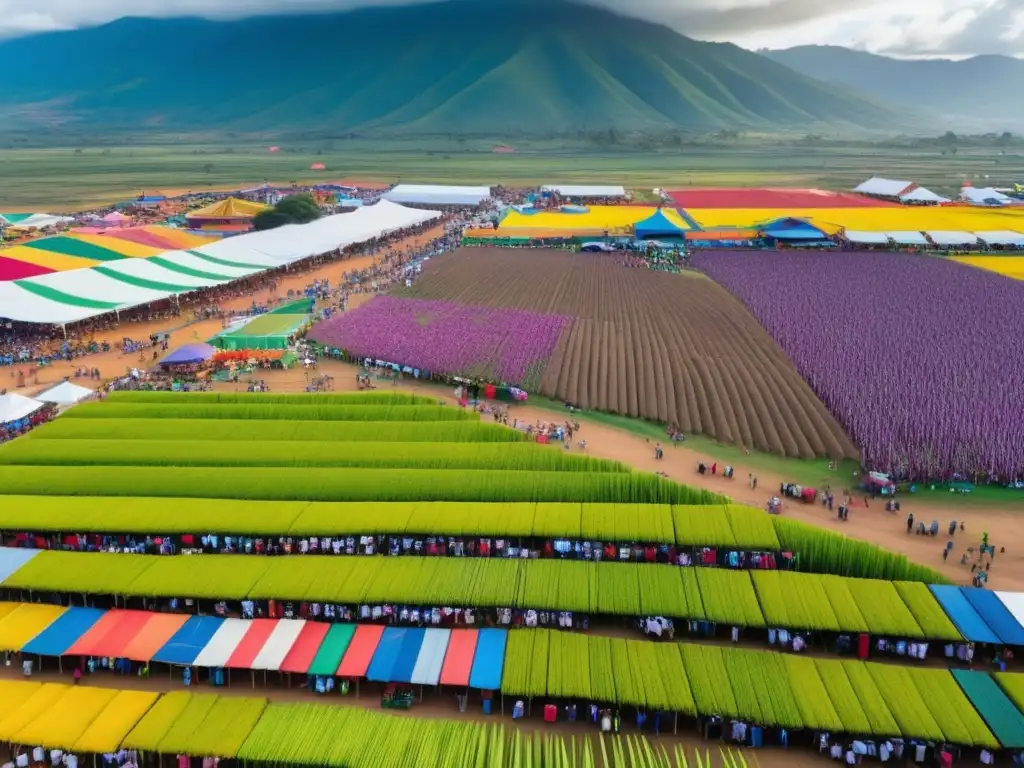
844 230 890 245
976 230 1024 246
928 231 980 246
541 185 626 198
0 392 45 423
383 184 490 206
3 201 440 325
963 187 1013 206
886 231 930 245
35 381 95 405
900 187 949 203
854 177 915 197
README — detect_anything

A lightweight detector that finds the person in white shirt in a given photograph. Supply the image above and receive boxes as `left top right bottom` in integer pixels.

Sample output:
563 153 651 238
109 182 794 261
15 753 28 768
32 748 44 764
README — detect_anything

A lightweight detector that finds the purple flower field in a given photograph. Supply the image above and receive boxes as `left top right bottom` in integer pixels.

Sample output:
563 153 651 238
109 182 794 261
310 296 569 385
692 250 1024 478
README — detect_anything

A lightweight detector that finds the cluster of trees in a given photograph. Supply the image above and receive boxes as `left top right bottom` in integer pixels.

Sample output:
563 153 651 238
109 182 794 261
253 193 322 231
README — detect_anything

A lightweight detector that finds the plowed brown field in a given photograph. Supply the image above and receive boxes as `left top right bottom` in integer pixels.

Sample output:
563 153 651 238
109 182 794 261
401 248 858 459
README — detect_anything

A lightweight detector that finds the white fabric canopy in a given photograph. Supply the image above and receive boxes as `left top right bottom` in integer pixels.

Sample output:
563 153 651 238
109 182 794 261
996 592 1024 631
98 258 228 288
886 231 930 245
193 618 251 667
844 230 890 245
0 392 45 423
7 214 72 230
0 283 117 325
410 629 451 686
928 231 980 246
900 187 949 203
541 185 626 197
251 620 307 671
156 251 263 278
34 381 95 405
383 184 490 206
976 230 1024 246
854 177 914 197
963 187 1012 205
26 268 172 306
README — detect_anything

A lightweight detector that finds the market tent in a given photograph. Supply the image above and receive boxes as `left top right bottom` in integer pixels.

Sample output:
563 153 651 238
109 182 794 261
162 343 216 365
410 629 452 686
367 627 414 683
152 616 225 665
930 585 1001 644
383 184 490 206
960 589 1024 646
760 218 830 241
101 212 131 226
5 213 72 230
633 210 685 239
97 257 229 289
854 177 915 197
186 198 269 223
35 381 94 405
279 622 331 674
963 187 1013 206
151 251 263 280
886 231 930 246
439 629 478 686
0 603 66 651
210 314 307 351
337 625 385 677
308 624 356 676
193 618 252 668
900 187 949 204
928 231 980 246
22 607 105 656
0 393 45 423
976 231 1024 247
66 610 154 658
997 593 1024 637
225 619 279 669
843 230 890 245
19 267 175 306
0 256 52 281
251 619 307 671
269 297 315 315
468 628 507 690
390 628 429 683
541 185 626 198
953 670 1024 748
501 206 688 233
0 548 43 583
119 614 192 662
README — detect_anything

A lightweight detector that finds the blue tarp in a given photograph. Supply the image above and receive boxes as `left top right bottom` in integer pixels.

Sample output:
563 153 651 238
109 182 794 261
0 547 42 583
366 627 406 682
634 210 684 239
390 628 426 684
961 588 1024 646
152 616 225 665
761 218 829 241
22 607 104 656
468 628 507 690
930 585 1001 644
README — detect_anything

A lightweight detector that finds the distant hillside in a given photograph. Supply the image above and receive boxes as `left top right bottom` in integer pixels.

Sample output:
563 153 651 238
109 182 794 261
763 46 1024 128
0 0 906 134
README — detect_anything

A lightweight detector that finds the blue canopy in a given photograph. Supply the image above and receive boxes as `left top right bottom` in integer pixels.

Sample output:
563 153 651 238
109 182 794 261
468 628 507 690
930 585 1001 644
761 218 829 241
961 588 1024 646
0 547 42 583
366 627 407 682
162 343 216 365
22 607 105 656
634 210 685 239
152 616 225 665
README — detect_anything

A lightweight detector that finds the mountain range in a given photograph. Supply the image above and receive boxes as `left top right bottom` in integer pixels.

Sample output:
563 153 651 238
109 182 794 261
0 0 903 135
763 46 1024 128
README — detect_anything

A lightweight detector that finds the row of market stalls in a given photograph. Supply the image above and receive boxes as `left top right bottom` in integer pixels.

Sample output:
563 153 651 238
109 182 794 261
0 599 507 691
854 177 1020 207
843 229 1024 248
0 201 441 325
0 383 93 438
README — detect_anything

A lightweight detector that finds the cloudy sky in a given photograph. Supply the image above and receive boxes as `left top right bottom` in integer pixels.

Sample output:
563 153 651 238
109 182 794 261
0 0 1020 57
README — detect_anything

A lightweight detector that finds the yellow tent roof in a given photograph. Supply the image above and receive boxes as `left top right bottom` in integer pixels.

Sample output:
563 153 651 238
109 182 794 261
186 198 269 221
500 206 689 232
689 206 1024 234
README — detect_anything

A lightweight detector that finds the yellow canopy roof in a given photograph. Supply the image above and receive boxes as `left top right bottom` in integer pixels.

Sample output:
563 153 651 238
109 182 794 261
500 206 689 232
186 198 269 221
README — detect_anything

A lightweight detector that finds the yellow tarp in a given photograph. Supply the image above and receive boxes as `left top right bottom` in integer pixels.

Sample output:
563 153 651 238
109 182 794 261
952 256 1024 280
16 686 118 750
500 206 689 232
74 690 161 754
0 683 69 742
0 603 67 651
0 246 102 271
141 226 216 248
689 207 1024 234
187 197 270 220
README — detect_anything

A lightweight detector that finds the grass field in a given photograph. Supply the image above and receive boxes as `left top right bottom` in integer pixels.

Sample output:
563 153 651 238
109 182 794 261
2 136 1023 208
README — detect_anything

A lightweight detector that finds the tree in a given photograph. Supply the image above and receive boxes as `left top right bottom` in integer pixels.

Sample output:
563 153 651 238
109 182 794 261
252 193 322 231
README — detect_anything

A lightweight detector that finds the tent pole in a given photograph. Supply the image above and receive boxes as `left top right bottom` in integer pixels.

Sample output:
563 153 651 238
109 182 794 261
61 324 67 340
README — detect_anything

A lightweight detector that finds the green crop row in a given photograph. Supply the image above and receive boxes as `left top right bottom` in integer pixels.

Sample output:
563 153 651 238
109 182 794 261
996 672 1024 712
29 418 530 443
694 569 765 628
0 466 719 504
63 402 475 422
893 582 962 640
813 659 873 735
866 665 944 742
845 579 924 638
671 505 779 549
840 661 901 737
751 571 840 632
720 648 802 728
106 391 436 405
784 657 843 731
0 439 627 473
908 668 998 748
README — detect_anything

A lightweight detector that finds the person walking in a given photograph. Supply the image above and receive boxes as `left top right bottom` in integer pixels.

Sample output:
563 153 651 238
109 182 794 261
906 512 914 534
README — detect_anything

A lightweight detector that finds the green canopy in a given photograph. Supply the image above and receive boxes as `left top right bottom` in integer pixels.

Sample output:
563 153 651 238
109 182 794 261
210 313 310 350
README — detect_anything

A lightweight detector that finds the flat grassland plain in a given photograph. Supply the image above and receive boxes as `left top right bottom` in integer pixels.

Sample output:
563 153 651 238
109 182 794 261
2 136 1024 208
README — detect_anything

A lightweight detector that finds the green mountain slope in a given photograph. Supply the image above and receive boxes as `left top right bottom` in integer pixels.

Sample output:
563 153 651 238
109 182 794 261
0 0 907 134
763 46 1024 127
